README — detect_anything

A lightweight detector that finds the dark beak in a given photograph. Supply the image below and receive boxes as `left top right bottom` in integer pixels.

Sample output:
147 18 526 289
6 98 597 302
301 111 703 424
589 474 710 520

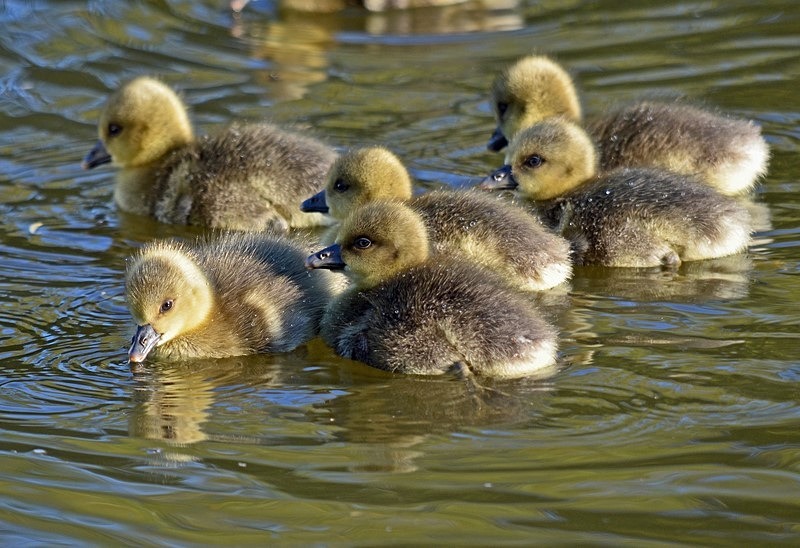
479 164 518 191
82 140 112 169
305 244 346 270
300 190 329 213
128 324 161 363
487 127 509 152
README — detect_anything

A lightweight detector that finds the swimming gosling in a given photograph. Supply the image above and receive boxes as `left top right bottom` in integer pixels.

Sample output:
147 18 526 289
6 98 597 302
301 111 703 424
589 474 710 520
301 146 572 291
305 201 558 378
125 232 335 362
488 55 769 195
481 118 752 267
83 76 336 230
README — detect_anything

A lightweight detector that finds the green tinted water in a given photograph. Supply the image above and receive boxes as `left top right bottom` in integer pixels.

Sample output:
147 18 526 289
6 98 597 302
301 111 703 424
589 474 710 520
0 0 799 543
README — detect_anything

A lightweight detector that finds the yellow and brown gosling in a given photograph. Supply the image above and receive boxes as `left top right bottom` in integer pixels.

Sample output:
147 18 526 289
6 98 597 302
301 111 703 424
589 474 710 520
481 118 752 267
306 201 558 378
125 231 335 362
488 55 769 196
301 146 572 291
83 76 336 231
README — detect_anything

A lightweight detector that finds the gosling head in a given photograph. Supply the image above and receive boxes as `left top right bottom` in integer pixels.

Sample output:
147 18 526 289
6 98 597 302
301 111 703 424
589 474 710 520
488 55 582 151
481 118 598 201
125 242 213 363
300 146 413 220
83 76 194 170
305 201 429 289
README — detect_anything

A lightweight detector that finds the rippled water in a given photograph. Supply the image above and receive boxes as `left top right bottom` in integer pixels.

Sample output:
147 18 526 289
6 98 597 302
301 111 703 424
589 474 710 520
1 0 799 543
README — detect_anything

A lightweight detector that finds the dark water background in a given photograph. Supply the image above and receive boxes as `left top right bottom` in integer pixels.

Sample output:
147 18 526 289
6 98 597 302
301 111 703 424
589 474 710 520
1 0 799 543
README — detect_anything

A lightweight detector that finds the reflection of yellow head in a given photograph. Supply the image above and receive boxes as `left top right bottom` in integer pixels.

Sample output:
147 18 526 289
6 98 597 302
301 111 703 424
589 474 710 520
245 11 332 101
130 366 213 446
237 1 525 100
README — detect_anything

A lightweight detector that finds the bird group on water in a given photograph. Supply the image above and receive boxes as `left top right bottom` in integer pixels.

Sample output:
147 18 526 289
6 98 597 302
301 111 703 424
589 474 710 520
83 54 768 380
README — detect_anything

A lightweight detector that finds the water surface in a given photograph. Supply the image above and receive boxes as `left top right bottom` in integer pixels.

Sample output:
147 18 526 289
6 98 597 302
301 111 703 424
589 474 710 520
1 0 799 544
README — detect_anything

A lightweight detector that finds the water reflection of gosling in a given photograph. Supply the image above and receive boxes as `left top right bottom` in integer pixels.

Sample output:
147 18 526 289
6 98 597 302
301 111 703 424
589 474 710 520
83 76 335 230
129 364 215 447
313 371 546 473
232 2 522 100
572 255 753 303
234 0 501 13
482 118 752 268
129 356 295 449
125 232 335 362
306 201 558 378
487 55 769 196
301 146 572 291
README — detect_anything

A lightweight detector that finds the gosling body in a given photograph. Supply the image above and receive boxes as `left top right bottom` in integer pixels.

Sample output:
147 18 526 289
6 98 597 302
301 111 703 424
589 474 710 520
306 202 558 377
84 76 335 230
412 190 572 291
482 119 752 267
126 232 334 362
541 168 752 267
488 55 769 195
301 146 572 291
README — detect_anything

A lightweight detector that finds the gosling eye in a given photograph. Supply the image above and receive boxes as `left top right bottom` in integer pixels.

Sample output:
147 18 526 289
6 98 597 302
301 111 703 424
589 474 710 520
107 123 123 137
497 101 508 118
524 154 544 168
159 299 174 314
353 237 372 250
333 178 350 193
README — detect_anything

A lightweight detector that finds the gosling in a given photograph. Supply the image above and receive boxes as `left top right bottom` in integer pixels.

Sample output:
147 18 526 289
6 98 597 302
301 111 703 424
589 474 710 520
306 201 558 378
83 76 336 230
125 231 335 362
481 118 752 267
301 146 572 291
488 55 769 196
